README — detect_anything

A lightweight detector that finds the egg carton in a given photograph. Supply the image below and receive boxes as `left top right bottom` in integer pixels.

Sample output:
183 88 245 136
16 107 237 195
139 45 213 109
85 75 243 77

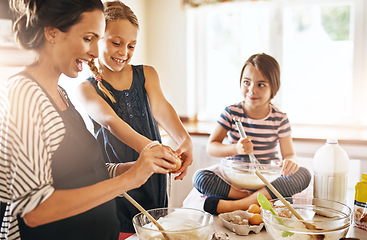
218 210 264 236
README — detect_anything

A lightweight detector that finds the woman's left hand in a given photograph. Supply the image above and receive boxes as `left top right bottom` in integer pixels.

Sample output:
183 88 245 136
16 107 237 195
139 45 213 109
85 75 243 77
172 137 193 180
279 159 299 176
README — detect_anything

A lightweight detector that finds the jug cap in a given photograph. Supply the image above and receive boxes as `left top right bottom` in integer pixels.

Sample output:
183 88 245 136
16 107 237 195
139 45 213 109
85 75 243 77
326 138 338 144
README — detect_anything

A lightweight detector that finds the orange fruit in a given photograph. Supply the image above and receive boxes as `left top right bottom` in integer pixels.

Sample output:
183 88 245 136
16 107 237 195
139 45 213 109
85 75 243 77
248 213 263 225
247 204 261 214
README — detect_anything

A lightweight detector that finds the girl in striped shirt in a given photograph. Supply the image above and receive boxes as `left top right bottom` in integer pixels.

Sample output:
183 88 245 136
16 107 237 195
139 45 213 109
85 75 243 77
193 53 311 215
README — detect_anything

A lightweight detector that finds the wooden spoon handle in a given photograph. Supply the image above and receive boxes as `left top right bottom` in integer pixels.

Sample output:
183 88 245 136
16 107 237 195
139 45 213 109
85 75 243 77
254 170 304 220
122 192 170 239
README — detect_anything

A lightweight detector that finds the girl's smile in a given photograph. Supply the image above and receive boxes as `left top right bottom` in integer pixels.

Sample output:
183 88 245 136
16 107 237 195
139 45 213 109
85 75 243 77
111 56 126 65
247 95 259 101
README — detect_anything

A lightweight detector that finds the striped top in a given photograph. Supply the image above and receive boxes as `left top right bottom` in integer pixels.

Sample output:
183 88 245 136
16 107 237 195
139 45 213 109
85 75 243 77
218 103 291 162
0 74 118 240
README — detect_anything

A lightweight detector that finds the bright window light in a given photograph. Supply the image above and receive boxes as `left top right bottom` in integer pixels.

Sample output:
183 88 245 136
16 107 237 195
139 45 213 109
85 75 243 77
188 0 367 127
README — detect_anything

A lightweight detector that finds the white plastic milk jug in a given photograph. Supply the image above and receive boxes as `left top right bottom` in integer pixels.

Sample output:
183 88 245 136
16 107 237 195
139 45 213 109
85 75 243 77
313 138 349 204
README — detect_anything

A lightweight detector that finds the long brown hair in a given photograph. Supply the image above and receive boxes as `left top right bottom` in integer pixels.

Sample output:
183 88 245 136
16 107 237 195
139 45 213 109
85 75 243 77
89 1 139 103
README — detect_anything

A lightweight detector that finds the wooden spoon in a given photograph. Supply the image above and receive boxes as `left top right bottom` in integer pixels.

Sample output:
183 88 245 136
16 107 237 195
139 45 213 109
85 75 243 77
254 170 325 239
122 192 171 240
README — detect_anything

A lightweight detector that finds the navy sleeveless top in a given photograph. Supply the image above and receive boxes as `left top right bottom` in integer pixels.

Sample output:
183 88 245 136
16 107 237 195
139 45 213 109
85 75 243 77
17 73 120 240
87 65 167 233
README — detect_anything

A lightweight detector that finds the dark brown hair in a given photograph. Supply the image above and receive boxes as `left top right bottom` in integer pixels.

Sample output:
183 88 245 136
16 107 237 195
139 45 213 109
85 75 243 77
10 0 104 50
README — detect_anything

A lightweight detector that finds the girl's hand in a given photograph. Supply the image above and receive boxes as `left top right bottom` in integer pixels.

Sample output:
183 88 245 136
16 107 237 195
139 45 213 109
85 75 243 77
161 144 183 172
236 137 253 155
279 159 299 176
125 144 179 189
172 137 193 180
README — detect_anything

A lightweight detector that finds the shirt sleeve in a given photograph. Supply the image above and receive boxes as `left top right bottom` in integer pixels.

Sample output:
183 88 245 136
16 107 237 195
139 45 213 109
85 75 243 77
0 77 65 218
278 113 292 138
217 106 234 131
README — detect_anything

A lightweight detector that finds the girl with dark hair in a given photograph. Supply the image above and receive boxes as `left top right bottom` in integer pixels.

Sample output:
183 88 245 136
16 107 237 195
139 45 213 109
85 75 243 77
77 1 193 233
193 53 312 215
0 0 179 239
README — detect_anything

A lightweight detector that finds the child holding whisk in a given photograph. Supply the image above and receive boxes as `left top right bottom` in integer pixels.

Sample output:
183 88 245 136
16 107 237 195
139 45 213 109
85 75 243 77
193 53 311 215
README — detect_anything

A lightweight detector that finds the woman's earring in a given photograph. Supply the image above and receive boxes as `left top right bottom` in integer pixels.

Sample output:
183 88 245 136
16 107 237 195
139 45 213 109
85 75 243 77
50 40 55 44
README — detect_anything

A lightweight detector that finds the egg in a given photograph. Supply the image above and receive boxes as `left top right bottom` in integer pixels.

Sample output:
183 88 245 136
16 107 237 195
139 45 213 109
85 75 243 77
171 155 182 172
248 213 263 225
247 204 261 214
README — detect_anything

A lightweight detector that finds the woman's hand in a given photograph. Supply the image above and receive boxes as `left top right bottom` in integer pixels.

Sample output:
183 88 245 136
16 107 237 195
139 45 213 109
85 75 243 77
279 159 299 176
122 143 179 190
235 137 253 155
172 136 193 180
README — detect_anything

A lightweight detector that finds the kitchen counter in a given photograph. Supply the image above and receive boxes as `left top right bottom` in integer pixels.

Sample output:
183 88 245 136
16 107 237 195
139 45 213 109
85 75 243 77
125 215 366 239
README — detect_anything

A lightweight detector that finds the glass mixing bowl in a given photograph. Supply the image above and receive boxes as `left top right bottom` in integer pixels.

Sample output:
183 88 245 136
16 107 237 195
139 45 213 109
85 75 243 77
220 156 281 190
262 197 351 240
132 207 214 240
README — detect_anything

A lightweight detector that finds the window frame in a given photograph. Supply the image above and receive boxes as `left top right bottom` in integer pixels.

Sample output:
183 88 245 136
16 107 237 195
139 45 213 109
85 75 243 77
187 0 367 127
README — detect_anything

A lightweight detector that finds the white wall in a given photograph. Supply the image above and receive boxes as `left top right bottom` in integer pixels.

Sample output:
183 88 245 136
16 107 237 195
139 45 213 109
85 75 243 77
119 0 146 64
102 0 190 115
144 0 189 116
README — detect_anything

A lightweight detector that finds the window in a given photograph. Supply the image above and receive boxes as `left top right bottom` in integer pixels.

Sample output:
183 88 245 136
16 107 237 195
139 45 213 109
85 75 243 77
188 0 367 127
281 1 355 125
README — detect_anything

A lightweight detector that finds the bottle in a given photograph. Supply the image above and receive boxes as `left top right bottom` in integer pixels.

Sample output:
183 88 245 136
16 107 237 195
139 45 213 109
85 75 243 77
313 138 349 204
354 174 367 230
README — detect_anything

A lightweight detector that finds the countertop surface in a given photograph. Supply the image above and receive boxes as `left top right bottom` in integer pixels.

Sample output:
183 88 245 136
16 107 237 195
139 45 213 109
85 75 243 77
126 216 366 240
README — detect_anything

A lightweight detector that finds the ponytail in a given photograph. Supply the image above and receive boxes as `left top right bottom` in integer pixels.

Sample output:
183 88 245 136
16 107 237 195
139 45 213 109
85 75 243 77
88 59 116 103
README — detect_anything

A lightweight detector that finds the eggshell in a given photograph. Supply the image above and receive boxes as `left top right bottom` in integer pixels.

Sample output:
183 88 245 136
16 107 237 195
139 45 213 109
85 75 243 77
171 156 182 172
